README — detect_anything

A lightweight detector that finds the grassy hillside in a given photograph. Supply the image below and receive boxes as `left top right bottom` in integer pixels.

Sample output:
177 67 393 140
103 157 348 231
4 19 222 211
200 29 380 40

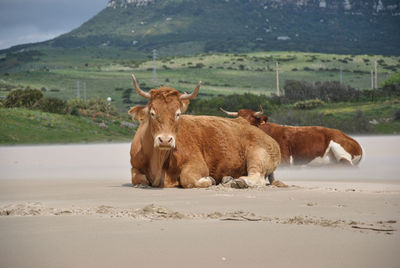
44 0 400 56
272 99 400 134
2 51 399 114
0 99 399 146
0 108 134 144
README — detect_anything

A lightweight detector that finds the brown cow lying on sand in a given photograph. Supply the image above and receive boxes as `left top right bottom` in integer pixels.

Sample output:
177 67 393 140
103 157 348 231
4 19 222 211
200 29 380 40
128 74 283 188
220 107 364 166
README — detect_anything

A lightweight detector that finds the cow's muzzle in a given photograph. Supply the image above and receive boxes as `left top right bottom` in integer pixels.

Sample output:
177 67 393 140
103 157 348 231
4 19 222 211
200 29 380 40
154 135 176 150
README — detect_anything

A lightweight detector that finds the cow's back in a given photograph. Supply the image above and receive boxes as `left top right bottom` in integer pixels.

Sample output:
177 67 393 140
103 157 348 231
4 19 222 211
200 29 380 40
175 115 280 182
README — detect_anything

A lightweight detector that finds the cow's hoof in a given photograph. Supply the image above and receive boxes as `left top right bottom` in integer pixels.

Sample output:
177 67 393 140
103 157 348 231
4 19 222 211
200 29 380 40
231 178 248 189
222 176 234 184
271 180 288 188
208 176 216 185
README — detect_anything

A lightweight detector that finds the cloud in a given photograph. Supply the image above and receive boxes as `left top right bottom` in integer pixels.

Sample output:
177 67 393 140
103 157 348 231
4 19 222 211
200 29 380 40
0 26 66 49
0 0 108 49
0 24 67 49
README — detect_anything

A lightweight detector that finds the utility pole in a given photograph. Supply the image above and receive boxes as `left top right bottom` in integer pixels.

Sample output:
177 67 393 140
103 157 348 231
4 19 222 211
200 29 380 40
83 81 87 102
371 70 374 89
339 66 343 87
374 61 378 89
76 80 80 99
275 62 280 96
153 49 157 86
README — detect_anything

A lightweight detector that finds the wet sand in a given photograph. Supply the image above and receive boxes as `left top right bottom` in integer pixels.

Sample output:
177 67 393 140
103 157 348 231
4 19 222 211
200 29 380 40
0 136 400 267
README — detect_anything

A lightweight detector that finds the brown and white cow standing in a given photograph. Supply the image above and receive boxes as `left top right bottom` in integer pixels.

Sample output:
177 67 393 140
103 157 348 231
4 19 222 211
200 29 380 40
220 107 364 166
128 74 282 188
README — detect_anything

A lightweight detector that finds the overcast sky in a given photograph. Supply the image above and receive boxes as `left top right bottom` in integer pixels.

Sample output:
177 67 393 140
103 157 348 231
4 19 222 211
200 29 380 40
0 0 109 50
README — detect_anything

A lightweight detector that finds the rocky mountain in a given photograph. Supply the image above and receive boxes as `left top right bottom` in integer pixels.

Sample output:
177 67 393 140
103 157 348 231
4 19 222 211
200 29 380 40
7 0 400 55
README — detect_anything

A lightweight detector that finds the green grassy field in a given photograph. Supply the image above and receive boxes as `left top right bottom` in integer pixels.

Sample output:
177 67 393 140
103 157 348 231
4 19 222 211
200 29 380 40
1 50 399 144
0 108 134 144
1 50 399 114
1 96 399 145
292 99 400 134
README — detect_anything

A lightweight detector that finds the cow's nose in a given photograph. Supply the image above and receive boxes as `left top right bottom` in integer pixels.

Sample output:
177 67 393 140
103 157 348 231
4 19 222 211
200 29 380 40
156 135 175 148
158 136 172 144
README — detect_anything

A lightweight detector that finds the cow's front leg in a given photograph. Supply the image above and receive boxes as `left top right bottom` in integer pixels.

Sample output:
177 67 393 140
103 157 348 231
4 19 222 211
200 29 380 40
131 167 149 186
267 172 288 188
179 161 214 188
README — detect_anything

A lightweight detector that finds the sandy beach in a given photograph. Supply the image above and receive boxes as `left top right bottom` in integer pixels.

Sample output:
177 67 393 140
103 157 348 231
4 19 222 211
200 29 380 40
0 136 399 267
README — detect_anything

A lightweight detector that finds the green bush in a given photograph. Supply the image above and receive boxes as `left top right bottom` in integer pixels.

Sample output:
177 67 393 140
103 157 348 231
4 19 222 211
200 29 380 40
381 72 400 96
283 80 366 103
270 109 372 134
4 88 43 108
188 93 275 116
67 98 89 110
37 97 68 114
87 98 117 115
394 110 400 121
293 99 326 110
67 98 118 118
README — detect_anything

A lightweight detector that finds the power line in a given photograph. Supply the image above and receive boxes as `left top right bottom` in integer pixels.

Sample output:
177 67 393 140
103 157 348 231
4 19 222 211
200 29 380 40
275 62 280 96
153 49 157 86
374 61 378 89
83 81 87 102
77 80 80 99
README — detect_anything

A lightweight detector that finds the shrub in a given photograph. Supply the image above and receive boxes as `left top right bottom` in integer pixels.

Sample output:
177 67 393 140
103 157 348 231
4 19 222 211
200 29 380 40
284 80 316 101
195 63 205 68
188 93 275 116
4 88 43 108
284 80 360 103
394 110 400 121
67 98 88 110
67 98 117 118
270 109 371 134
37 97 68 114
293 99 326 110
381 72 400 96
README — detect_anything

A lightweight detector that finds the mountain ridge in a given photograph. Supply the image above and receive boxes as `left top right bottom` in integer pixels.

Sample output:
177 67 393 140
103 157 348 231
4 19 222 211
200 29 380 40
2 0 400 56
106 0 399 14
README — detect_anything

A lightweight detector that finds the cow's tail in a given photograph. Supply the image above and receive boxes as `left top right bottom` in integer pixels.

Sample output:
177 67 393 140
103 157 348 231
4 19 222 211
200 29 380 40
352 143 365 166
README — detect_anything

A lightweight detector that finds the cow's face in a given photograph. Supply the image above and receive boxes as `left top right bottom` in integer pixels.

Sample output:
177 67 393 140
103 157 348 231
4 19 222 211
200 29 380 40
220 107 266 126
147 90 189 150
129 74 201 150
237 110 264 126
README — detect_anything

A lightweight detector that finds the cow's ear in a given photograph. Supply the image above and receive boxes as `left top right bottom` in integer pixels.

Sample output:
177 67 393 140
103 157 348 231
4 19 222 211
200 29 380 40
180 93 190 113
128 105 148 122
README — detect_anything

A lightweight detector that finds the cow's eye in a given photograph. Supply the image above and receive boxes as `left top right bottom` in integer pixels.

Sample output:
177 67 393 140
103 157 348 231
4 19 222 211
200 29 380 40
176 112 181 120
150 110 156 119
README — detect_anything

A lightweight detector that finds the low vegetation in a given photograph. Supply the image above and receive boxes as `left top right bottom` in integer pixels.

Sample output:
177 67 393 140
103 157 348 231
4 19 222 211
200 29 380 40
187 78 400 134
0 107 134 144
2 51 399 115
1 52 400 144
0 87 135 144
293 99 326 110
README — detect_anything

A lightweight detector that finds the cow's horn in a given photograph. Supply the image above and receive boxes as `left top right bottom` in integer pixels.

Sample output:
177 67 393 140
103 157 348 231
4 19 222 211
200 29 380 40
254 105 263 118
180 81 201 100
219 107 238 117
131 74 151 99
